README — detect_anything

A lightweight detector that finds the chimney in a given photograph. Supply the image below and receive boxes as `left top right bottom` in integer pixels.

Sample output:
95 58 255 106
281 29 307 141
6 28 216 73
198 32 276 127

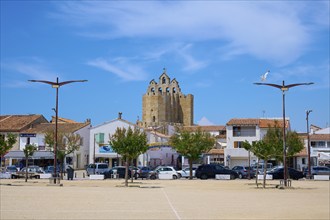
118 112 122 119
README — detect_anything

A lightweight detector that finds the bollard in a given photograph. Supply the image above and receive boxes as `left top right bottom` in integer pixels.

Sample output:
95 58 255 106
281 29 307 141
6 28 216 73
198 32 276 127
83 173 85 178
75 172 77 178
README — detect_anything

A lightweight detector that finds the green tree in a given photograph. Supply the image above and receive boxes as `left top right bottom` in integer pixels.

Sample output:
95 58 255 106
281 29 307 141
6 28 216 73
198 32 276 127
0 133 17 167
23 144 37 182
170 128 216 179
44 132 81 179
243 124 304 188
109 126 148 187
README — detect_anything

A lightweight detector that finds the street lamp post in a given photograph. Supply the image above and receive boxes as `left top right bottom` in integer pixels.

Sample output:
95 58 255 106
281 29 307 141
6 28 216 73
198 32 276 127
254 80 313 187
306 110 312 179
29 77 87 183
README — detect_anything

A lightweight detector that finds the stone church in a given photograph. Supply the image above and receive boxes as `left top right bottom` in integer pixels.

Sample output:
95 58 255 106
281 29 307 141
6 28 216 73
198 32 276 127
138 69 194 132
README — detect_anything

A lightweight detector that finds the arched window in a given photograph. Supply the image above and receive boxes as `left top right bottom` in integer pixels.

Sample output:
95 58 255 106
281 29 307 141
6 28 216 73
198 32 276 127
166 87 170 93
173 87 176 93
152 116 156 122
158 88 162 94
150 87 155 93
162 77 166 84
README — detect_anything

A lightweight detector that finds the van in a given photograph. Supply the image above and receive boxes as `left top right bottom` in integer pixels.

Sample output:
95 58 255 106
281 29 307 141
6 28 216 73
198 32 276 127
86 163 109 176
251 163 273 174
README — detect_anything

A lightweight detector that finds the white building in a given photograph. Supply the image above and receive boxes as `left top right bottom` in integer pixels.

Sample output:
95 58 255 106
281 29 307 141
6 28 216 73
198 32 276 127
89 115 177 168
2 115 91 169
224 118 289 168
309 126 330 166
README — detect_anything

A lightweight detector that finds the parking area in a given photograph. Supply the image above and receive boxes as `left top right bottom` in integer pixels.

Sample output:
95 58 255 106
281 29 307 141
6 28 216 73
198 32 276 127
1 178 329 220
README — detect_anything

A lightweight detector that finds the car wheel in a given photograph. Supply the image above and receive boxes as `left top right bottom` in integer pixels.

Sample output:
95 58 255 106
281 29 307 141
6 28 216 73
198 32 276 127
178 173 182 179
173 175 178 179
230 174 235 180
150 175 156 180
238 173 243 179
201 174 208 180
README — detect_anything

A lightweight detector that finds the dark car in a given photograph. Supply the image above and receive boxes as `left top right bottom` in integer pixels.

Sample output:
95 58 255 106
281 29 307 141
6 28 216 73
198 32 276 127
44 166 60 174
137 166 153 179
303 166 330 177
104 166 138 179
232 166 255 179
266 167 304 180
195 164 239 180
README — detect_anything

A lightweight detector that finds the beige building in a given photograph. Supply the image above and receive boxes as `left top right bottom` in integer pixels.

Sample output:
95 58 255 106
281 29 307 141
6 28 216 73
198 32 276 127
139 69 194 130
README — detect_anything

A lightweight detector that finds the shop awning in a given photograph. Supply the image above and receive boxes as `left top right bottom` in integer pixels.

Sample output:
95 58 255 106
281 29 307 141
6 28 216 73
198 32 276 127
4 151 54 159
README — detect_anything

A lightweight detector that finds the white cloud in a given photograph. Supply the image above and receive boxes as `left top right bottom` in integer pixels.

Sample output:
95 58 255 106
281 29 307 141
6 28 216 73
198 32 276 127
51 1 328 66
87 58 148 81
1 58 58 88
197 116 215 126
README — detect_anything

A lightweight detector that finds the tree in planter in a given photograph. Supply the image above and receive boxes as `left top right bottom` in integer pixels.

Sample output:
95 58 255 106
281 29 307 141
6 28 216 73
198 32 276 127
170 128 216 179
243 124 304 188
23 144 37 182
0 133 17 168
109 127 148 187
44 132 81 179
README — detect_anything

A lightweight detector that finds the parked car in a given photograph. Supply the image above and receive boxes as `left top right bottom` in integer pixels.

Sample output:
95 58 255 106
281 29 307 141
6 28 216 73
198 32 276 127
303 166 330 177
149 166 179 180
104 166 138 179
11 165 44 179
44 166 60 174
5 165 18 173
177 167 196 178
251 163 273 174
266 167 304 180
86 163 109 176
137 166 153 179
231 166 255 179
195 164 238 180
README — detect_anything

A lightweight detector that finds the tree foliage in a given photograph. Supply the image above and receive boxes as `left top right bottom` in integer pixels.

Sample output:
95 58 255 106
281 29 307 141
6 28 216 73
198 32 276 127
243 124 304 188
109 126 148 187
170 128 216 179
23 144 37 182
44 132 82 178
0 133 17 159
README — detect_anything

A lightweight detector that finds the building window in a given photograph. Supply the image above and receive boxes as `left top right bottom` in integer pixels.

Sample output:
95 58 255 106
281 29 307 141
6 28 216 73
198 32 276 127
153 116 156 122
166 87 170 93
150 87 155 93
233 126 256 137
234 141 243 148
162 77 166 84
302 158 306 164
158 88 162 94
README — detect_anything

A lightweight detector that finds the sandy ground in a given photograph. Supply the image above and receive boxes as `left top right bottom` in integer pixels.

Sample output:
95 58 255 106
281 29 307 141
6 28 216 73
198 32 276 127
0 173 329 220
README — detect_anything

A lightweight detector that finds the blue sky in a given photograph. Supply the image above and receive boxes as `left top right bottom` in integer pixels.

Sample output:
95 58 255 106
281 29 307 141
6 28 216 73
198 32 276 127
1 1 329 132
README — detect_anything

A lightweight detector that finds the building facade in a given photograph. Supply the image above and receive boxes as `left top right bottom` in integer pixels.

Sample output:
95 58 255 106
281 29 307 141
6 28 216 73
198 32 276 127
140 69 194 130
225 118 290 168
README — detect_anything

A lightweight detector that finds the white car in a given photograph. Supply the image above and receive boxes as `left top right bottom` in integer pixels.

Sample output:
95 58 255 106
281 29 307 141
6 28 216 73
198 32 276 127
150 166 179 180
177 167 196 178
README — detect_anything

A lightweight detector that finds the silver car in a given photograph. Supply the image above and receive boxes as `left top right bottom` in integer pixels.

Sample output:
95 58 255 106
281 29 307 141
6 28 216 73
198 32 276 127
86 163 109 176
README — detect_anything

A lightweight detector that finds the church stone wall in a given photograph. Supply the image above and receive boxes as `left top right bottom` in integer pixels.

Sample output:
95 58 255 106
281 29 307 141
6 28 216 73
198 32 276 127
141 70 194 129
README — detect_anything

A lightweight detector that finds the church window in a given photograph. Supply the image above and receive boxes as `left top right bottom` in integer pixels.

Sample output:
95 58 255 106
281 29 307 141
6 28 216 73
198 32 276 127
173 87 176 93
153 116 156 122
158 88 162 93
151 87 155 93
166 87 170 93
162 77 166 84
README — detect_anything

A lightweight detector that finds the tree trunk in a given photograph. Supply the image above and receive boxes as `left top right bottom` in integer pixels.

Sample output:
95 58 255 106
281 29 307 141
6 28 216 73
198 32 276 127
124 158 129 187
25 157 28 182
130 159 134 183
255 160 259 188
263 162 267 188
189 159 193 180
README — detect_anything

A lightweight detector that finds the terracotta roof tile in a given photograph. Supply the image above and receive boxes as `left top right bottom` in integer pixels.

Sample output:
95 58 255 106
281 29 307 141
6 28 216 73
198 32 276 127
207 148 224 155
183 125 226 132
227 118 289 128
22 122 90 134
310 134 330 141
0 115 48 132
